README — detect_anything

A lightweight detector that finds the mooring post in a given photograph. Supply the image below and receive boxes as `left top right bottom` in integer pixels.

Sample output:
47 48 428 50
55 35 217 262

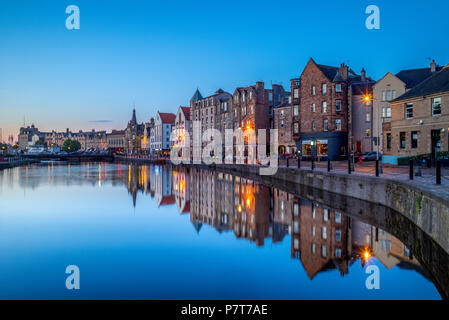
436 160 441 185
409 159 414 180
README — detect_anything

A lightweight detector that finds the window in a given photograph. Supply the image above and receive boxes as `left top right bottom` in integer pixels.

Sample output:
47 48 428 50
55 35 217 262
294 203 299 216
386 90 392 101
411 131 418 149
322 83 327 94
242 93 245 102
322 101 327 113
386 133 392 149
322 227 327 240
312 103 316 112
322 245 327 257
432 97 441 116
366 129 371 137
335 230 341 242
294 123 299 134
235 95 238 103
366 112 371 122
382 106 391 118
249 91 252 99
405 103 413 119
323 209 329 221
335 100 342 111
312 226 316 236
312 121 315 131
335 84 342 92
382 91 386 101
323 120 328 131
312 243 316 254
335 212 341 223
280 120 284 128
400 132 406 148
392 90 397 99
268 92 273 102
312 86 316 95
335 119 341 131
293 105 299 116
335 248 342 258
293 88 299 98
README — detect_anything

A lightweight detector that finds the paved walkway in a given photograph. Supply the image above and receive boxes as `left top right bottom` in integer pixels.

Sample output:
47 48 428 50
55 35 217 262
277 159 449 201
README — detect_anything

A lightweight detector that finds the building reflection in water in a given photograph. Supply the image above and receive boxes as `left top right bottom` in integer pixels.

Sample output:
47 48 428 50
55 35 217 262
120 164 425 281
0 162 429 282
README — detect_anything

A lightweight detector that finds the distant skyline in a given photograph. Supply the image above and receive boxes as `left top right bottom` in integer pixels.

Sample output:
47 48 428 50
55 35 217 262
1 0 449 142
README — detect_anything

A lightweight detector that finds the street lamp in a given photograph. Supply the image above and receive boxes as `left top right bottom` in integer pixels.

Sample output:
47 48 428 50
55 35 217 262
363 94 383 175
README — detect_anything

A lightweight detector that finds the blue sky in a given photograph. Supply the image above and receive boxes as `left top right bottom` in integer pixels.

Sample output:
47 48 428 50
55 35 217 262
1 0 449 141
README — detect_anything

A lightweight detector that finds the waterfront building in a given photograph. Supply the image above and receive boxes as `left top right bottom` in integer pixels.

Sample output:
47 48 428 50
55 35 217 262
232 82 288 162
351 72 376 154
142 118 154 155
125 108 145 155
18 124 40 151
189 88 232 161
294 58 370 160
150 111 176 156
107 130 126 153
383 64 449 164
273 102 296 155
373 60 443 155
172 106 191 161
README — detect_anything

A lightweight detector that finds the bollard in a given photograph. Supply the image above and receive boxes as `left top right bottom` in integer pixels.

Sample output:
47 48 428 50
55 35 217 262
348 158 351 174
327 159 331 172
286 157 289 168
311 156 315 170
375 159 379 177
409 159 414 180
297 157 301 169
436 160 441 185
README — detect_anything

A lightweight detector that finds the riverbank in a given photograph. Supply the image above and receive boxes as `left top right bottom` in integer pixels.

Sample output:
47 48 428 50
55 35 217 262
0 158 39 170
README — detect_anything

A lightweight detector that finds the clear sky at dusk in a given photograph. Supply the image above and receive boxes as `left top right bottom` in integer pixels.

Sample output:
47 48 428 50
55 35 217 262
1 0 449 141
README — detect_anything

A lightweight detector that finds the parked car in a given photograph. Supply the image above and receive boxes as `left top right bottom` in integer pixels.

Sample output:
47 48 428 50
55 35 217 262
360 152 382 161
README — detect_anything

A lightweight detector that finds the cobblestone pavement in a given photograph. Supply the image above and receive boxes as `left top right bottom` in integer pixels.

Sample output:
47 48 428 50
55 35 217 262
276 159 449 201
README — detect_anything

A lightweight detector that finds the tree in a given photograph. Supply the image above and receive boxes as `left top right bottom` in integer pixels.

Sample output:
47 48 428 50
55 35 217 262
62 139 81 153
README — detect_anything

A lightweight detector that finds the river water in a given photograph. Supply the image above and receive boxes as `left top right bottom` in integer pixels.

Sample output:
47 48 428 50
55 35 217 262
0 162 446 299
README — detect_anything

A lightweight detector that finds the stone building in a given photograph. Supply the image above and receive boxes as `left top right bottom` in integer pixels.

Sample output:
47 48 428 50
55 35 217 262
107 130 126 153
373 60 443 155
273 102 296 155
18 124 40 151
383 65 449 164
189 88 232 161
142 118 154 155
125 109 144 155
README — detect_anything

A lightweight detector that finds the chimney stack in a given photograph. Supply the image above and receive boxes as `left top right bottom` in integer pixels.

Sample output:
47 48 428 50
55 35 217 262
339 63 349 81
361 68 366 82
430 60 437 73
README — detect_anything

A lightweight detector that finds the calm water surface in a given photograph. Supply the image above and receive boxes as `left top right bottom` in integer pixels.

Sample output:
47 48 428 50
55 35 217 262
0 162 446 299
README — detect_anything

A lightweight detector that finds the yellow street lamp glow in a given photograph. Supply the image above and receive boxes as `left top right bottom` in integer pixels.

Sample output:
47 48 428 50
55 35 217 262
363 250 371 260
364 95 371 102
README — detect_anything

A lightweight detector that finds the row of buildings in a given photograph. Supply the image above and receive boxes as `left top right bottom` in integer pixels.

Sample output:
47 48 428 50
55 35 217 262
18 58 449 163
126 58 449 163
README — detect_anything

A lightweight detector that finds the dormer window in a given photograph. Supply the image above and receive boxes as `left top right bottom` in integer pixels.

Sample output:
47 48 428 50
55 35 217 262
335 84 342 92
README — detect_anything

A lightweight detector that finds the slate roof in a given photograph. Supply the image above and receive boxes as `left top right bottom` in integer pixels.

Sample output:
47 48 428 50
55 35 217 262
351 81 375 95
395 67 443 89
190 89 203 102
393 66 449 102
316 64 339 81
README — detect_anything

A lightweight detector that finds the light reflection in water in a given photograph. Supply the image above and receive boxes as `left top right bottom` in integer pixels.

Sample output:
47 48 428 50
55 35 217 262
0 162 446 300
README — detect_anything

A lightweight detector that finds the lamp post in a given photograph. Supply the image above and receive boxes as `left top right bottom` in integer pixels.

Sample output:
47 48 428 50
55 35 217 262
364 94 382 175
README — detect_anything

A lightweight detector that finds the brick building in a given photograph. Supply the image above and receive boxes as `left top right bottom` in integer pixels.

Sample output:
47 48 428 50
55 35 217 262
273 102 296 155
294 58 369 160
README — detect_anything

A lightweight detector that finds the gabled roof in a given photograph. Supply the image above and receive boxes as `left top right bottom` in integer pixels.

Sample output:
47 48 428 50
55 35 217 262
372 72 405 88
180 106 190 120
190 89 203 102
158 112 176 124
317 64 339 81
392 65 449 102
396 67 443 89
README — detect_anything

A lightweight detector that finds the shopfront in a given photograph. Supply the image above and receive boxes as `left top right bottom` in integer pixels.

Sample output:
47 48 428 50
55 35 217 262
298 132 348 160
